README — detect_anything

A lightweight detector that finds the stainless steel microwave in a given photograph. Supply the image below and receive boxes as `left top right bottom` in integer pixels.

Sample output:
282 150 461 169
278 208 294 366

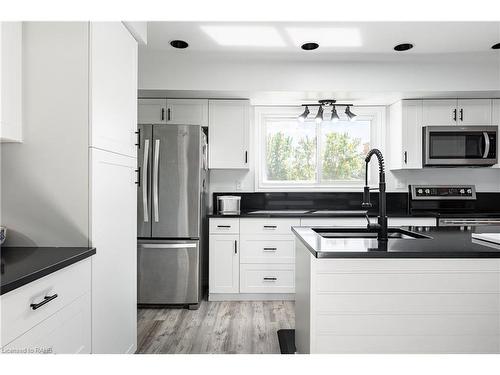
423 126 498 167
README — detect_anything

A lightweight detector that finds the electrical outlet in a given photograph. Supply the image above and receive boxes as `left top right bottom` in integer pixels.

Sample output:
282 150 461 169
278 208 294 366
235 180 242 190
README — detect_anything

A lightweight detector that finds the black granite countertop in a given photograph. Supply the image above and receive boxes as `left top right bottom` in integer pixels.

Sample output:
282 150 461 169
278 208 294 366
291 225 500 258
1 247 96 295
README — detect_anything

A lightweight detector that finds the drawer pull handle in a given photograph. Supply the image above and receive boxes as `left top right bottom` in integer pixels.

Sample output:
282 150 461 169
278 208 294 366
263 277 277 281
263 225 277 229
263 247 277 251
30 294 58 310
217 225 231 228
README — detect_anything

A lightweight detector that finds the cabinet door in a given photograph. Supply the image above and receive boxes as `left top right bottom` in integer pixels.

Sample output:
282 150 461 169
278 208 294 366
209 234 239 294
208 100 250 169
138 98 167 124
90 22 138 157
166 99 208 126
90 148 137 353
2 293 91 354
423 99 457 126
457 99 492 126
402 100 423 169
0 21 23 142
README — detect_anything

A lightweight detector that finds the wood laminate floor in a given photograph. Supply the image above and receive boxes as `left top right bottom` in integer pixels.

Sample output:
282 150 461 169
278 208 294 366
136 300 295 354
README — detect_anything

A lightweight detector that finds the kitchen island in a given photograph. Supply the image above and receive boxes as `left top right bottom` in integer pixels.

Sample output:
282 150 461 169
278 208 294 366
292 225 500 354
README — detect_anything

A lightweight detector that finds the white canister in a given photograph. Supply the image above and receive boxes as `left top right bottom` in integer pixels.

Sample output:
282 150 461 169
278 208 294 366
217 196 241 214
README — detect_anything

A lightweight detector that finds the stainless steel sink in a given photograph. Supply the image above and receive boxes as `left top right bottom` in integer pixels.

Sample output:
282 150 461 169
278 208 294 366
312 227 431 240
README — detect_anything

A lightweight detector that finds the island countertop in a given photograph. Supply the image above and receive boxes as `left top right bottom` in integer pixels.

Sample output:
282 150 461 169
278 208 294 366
1 247 96 295
292 225 500 258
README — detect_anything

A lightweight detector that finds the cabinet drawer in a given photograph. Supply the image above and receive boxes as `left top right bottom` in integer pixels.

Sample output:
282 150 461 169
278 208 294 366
1 258 91 346
2 292 91 354
240 218 299 235
240 235 295 264
209 218 240 234
240 264 295 293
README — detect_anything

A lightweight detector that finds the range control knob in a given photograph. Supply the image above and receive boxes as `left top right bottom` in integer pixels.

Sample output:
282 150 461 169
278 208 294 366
467 189 472 194
425 189 430 194
460 189 465 194
418 189 423 194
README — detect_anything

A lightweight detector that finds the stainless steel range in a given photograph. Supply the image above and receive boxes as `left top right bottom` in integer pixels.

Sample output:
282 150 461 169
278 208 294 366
409 185 500 227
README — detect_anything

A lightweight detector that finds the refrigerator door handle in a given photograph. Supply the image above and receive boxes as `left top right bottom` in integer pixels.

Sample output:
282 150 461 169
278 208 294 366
142 139 150 222
153 139 160 222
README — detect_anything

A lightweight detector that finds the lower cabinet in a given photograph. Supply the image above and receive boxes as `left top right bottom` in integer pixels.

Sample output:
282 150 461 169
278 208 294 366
240 264 295 293
0 258 91 354
209 234 240 294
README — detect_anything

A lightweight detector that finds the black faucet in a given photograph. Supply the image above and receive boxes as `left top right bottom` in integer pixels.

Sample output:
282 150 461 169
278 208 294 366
361 149 388 242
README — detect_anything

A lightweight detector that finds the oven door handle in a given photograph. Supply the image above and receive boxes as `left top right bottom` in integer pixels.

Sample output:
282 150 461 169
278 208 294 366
482 132 490 159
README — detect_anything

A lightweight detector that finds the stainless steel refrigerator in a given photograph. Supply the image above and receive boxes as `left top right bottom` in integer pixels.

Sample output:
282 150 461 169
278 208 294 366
137 124 208 309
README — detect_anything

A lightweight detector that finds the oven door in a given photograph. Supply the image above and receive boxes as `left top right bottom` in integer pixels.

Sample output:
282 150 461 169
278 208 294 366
423 126 497 166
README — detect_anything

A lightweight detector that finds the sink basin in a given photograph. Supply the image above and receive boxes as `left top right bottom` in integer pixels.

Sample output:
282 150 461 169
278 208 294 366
313 227 431 240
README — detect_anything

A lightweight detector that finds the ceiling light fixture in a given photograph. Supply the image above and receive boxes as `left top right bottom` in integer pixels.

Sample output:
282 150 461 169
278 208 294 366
286 27 362 48
492 43 500 50
301 42 319 51
345 106 357 121
298 100 355 123
315 106 324 123
330 106 339 122
170 40 189 49
297 106 310 122
200 25 286 47
394 43 414 51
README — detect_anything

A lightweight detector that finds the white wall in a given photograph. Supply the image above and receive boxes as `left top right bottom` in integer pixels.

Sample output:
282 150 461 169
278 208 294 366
1 22 89 246
139 50 500 94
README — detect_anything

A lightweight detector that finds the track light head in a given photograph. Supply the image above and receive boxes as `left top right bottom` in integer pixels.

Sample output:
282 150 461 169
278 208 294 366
315 106 324 123
298 106 310 122
330 106 339 122
345 106 357 121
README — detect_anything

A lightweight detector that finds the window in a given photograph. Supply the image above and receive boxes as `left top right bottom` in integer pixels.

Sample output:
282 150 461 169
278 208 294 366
255 106 385 191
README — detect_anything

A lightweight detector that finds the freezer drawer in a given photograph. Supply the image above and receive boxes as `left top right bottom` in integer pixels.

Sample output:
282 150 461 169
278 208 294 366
138 241 200 305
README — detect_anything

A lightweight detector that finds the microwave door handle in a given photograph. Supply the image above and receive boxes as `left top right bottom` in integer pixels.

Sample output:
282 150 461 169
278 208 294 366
483 132 490 158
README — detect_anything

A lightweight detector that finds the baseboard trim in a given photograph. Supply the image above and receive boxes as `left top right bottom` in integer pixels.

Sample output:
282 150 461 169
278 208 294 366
208 293 295 301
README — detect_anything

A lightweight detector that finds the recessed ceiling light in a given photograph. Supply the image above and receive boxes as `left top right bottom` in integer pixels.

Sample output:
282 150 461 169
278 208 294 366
170 40 189 49
492 43 500 50
286 27 362 47
394 43 414 51
301 42 319 51
200 25 286 47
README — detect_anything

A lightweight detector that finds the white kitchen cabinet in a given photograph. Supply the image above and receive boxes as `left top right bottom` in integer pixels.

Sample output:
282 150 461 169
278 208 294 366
166 99 208 126
0 22 23 143
423 99 492 126
138 98 167 124
1 22 138 353
209 234 240 294
389 100 423 169
208 100 250 169
90 22 138 157
90 148 137 354
1 258 91 353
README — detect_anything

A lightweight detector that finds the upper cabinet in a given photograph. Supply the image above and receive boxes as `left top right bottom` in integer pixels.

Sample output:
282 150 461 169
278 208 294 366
423 99 492 126
90 22 138 157
0 22 23 143
209 100 250 169
138 98 167 124
166 99 208 126
137 98 208 126
388 100 423 170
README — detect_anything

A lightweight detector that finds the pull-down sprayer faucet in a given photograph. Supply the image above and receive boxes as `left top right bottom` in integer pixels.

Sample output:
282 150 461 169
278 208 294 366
361 149 388 242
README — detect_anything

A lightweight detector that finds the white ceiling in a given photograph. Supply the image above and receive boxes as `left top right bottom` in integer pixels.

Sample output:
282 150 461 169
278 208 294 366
145 21 500 57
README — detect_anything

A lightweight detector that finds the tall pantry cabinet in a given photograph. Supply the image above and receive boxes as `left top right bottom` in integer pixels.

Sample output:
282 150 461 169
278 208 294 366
3 22 138 354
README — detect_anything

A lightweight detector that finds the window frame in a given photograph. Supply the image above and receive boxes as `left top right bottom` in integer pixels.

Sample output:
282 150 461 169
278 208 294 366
254 105 386 192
